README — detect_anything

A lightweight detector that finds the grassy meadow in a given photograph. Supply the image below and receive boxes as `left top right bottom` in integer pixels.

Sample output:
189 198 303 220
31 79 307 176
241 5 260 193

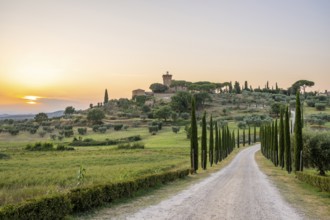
0 126 190 206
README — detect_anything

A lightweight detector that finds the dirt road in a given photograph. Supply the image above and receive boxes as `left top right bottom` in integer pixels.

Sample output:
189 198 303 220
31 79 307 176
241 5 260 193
96 145 303 220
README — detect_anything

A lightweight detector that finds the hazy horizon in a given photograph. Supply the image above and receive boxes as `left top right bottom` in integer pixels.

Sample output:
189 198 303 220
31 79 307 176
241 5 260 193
1 0 329 114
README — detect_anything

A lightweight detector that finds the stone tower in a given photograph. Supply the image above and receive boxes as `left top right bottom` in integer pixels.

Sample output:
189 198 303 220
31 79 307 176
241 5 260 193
162 71 172 87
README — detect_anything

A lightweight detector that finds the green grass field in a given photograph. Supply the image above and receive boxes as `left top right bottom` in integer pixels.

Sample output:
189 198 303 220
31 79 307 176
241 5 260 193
0 127 190 206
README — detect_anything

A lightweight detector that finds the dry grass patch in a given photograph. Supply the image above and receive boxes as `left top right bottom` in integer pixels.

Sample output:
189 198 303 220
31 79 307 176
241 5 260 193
255 151 330 220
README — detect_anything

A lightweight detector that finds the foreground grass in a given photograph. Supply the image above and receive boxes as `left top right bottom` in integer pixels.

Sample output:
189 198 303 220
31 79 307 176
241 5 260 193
255 151 330 220
0 127 190 206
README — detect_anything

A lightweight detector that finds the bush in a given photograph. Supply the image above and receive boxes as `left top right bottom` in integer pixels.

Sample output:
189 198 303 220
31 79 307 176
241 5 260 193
38 131 46 138
56 144 75 151
148 125 159 134
296 172 330 192
306 100 315 107
172 126 180 134
114 124 123 131
25 142 54 151
0 153 10 160
117 142 145 149
64 130 74 137
315 103 326 111
0 195 72 220
78 128 87 135
303 131 330 175
98 126 107 133
8 129 19 136
180 112 190 120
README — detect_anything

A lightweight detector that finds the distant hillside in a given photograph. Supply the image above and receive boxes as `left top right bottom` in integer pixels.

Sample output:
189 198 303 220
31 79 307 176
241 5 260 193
0 111 64 120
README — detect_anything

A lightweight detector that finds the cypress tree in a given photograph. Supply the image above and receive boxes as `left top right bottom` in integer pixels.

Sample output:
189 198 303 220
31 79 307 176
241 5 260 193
243 129 246 146
274 120 278 167
248 126 251 145
253 126 256 143
237 129 240 148
209 116 214 167
201 111 207 170
219 127 222 161
190 98 198 173
279 108 285 169
294 91 303 172
214 122 219 164
285 106 292 173
104 89 109 105
232 130 235 152
271 122 275 164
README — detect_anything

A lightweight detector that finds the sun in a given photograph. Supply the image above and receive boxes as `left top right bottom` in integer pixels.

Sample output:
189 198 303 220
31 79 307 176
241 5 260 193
23 96 41 105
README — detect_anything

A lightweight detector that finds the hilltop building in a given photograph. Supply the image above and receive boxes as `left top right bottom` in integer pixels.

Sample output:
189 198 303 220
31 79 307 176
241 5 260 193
162 71 172 87
132 89 146 98
131 71 187 101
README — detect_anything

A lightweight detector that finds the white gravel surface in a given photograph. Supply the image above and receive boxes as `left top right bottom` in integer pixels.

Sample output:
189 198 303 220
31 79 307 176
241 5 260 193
98 144 303 220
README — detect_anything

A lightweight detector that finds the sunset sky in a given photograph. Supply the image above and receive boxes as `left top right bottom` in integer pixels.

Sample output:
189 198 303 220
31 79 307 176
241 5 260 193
1 0 329 114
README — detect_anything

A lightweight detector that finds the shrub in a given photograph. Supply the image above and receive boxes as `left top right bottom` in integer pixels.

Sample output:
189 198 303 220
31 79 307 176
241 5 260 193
78 128 87 135
237 121 247 129
0 195 72 220
64 130 74 137
303 131 330 175
296 172 330 192
25 142 54 151
0 153 10 160
114 124 123 131
148 125 159 134
92 125 100 132
172 126 180 134
8 129 19 136
306 100 315 107
117 142 145 149
98 126 107 133
180 112 190 120
56 144 75 151
315 103 326 111
38 131 46 138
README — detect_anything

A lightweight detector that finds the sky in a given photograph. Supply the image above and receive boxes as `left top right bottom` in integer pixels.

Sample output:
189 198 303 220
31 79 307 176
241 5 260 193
0 0 329 114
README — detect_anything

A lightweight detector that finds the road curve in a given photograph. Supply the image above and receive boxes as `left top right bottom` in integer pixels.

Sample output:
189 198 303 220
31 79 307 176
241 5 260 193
122 145 302 220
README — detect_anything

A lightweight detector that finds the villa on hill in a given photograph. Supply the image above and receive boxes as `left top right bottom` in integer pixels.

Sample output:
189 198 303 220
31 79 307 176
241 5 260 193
132 72 187 102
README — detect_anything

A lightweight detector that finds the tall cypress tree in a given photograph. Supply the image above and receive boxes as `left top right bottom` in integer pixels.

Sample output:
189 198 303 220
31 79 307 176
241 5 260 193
237 129 240 148
274 120 279 167
243 129 246 146
279 108 285 169
253 126 256 143
248 126 251 145
219 127 222 161
209 116 214 167
201 111 207 170
285 106 292 173
104 89 109 105
190 98 198 173
214 122 219 164
294 91 303 172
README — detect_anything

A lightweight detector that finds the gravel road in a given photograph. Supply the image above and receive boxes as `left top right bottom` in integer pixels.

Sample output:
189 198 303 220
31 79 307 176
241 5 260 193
121 145 302 220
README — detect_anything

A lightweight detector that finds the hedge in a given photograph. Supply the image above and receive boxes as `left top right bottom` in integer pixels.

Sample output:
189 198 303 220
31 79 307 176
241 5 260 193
0 195 72 220
70 135 142 146
0 169 190 219
296 172 330 192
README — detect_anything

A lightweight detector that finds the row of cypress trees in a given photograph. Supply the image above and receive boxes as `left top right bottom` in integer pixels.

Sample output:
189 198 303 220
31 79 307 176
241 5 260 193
200 112 236 170
190 98 240 173
260 106 292 173
236 126 258 148
260 91 303 173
